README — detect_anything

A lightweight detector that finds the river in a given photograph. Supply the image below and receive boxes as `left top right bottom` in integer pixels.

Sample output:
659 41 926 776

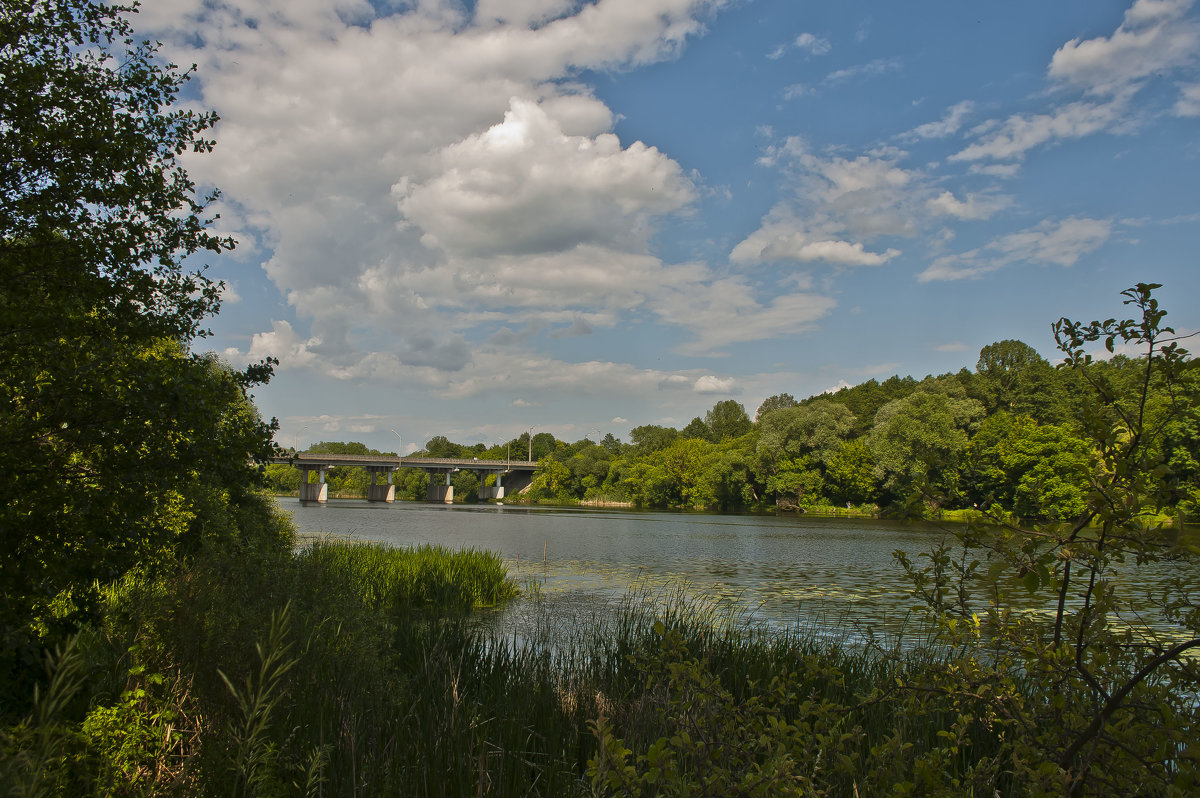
276 498 1196 645
278 498 968 639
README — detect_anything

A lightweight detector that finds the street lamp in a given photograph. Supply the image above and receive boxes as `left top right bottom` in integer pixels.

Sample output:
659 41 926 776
391 429 403 465
527 425 537 462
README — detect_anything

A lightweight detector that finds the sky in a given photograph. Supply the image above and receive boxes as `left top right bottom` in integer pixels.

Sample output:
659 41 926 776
139 0 1200 454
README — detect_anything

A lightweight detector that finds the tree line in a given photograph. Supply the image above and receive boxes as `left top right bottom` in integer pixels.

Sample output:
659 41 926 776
280 337 1198 520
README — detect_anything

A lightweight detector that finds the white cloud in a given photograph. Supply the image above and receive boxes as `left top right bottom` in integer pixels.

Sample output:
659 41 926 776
992 217 1113 266
782 83 810 100
143 0 734 382
825 57 902 84
1049 0 1199 96
953 0 1199 164
736 138 986 268
694 375 738 393
731 224 899 266
396 98 695 258
904 100 974 140
652 278 836 354
794 32 831 55
918 217 1112 282
951 98 1128 162
1175 82 1200 115
926 190 1009 220
768 31 830 60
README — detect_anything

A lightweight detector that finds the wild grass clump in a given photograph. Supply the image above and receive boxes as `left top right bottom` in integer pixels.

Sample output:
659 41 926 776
298 540 520 614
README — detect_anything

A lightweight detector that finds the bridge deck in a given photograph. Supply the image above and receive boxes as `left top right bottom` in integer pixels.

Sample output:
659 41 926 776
271 452 538 470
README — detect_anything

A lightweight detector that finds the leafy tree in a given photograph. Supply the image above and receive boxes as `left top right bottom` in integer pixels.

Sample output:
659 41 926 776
973 339 1067 421
896 284 1200 794
754 392 798 420
423 435 462 458
824 439 877 506
600 432 624 454
705 400 751 441
629 424 679 455
822 375 918 434
681 416 714 442
0 1 277 645
869 390 984 503
962 414 1092 520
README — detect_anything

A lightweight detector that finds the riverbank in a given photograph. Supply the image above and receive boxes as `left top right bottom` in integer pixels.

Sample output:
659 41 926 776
6 491 1198 795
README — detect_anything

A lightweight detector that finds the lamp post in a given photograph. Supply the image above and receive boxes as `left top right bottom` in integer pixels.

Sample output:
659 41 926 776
391 429 403 466
527 425 537 462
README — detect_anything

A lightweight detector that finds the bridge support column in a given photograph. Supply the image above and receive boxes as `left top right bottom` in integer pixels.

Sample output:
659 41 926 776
426 470 454 503
366 466 396 503
478 470 506 500
299 465 328 503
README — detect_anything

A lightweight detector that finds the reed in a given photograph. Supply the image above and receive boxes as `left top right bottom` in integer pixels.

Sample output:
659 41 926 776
6 534 1031 796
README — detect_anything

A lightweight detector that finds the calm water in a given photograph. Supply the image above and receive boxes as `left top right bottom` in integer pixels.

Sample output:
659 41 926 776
277 498 957 637
276 498 1196 642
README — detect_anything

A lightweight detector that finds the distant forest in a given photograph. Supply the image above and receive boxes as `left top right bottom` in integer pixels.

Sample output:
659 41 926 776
268 338 1199 520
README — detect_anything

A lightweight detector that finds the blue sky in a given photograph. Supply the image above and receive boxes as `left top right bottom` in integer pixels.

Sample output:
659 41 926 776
141 0 1200 453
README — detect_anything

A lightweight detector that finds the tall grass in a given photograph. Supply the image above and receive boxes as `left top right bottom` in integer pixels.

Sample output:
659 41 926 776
1 527 1043 795
297 540 520 614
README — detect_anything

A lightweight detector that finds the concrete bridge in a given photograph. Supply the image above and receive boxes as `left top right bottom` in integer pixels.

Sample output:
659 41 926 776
271 452 538 504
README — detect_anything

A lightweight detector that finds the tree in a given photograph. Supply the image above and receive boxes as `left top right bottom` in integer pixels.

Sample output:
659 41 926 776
896 285 1200 794
962 414 1092 520
755 392 798 420
0 1 276 645
681 416 714 442
868 390 984 504
973 339 1067 421
824 439 877 506
629 424 679 455
705 400 752 441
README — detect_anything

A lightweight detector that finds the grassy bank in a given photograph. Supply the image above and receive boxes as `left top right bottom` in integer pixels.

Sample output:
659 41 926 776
3 497 1196 795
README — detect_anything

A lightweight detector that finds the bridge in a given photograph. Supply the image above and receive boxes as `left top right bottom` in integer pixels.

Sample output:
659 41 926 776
270 452 539 504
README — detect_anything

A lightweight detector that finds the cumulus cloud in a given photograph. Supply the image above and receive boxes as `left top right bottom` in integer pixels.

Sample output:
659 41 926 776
694 375 738 394
396 98 696 257
141 0 738 381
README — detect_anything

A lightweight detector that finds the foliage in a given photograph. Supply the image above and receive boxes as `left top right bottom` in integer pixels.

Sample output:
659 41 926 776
824 439 878 506
869 389 984 503
704 399 752 441
755 392 798 420
895 284 1200 795
0 0 277 658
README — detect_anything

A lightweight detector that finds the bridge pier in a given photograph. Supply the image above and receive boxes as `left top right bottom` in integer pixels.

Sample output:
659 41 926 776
478 469 506 500
367 466 396 503
426 470 454 503
299 465 328 503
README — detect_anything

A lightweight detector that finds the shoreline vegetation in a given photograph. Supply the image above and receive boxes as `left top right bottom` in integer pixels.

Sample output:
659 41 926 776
5 504 1195 795
3 4 1197 793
